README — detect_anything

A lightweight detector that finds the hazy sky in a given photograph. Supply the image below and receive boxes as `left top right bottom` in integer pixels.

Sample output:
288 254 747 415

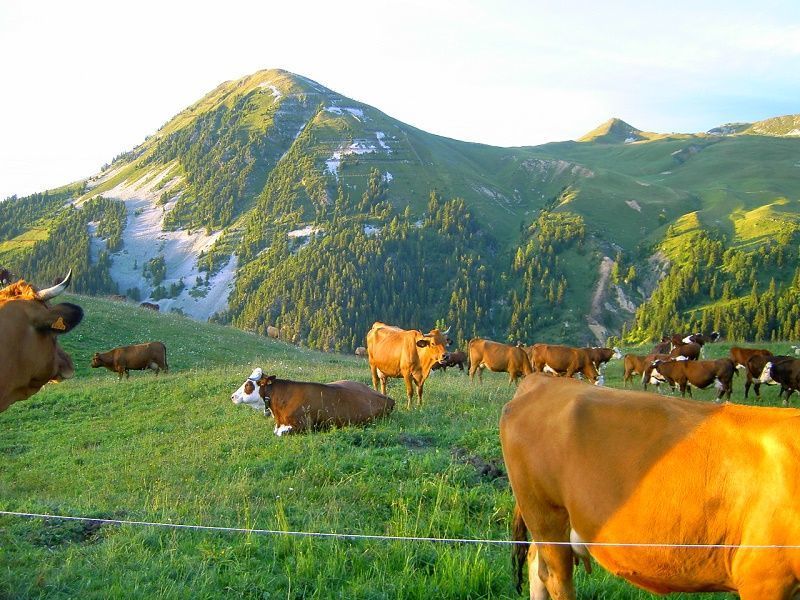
1 0 799 199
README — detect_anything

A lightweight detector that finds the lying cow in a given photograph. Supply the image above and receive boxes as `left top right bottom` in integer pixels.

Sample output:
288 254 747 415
91 342 168 379
501 373 800 599
645 358 735 401
230 368 394 435
758 357 800 406
0 271 83 412
528 344 600 384
431 349 467 373
584 346 622 372
468 339 532 384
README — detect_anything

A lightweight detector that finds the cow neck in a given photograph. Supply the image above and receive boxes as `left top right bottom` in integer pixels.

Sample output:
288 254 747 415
260 378 289 411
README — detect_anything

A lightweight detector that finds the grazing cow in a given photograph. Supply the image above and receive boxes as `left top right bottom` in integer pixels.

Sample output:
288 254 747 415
468 339 532 384
91 342 168 379
501 373 800 600
0 268 13 286
758 357 800 405
354 346 367 357
730 346 772 370
584 346 622 372
267 325 280 339
230 368 394 435
669 341 701 361
528 344 600 384
366 322 450 409
645 358 735 400
432 349 467 373
140 301 159 311
743 354 793 400
622 353 669 388
0 271 83 412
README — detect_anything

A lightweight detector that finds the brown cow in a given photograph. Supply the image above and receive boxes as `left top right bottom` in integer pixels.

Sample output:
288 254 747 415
230 368 394 434
468 339 532 384
432 349 467 373
651 337 672 354
645 357 735 400
0 271 83 412
501 373 800 599
584 346 622 372
622 353 669 388
91 342 168 379
354 346 367 357
267 325 280 339
669 341 701 361
745 354 793 401
140 301 160 311
366 322 450 409
730 346 772 371
528 344 600 384
669 331 720 346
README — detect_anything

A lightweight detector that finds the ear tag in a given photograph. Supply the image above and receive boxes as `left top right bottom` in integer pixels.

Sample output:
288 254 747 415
51 317 67 331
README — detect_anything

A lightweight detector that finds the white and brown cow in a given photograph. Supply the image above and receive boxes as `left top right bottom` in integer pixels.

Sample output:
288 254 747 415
231 368 394 435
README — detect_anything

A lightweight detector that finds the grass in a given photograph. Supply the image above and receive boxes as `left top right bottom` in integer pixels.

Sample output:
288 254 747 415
2 294 790 598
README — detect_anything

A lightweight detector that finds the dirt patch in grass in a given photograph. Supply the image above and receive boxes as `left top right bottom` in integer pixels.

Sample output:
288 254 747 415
451 447 506 481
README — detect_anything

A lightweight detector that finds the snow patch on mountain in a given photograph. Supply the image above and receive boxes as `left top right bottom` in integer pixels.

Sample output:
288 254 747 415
325 141 381 179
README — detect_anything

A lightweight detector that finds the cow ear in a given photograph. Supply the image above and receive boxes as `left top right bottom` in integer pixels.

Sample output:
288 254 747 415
416 339 431 348
264 375 277 385
33 302 83 334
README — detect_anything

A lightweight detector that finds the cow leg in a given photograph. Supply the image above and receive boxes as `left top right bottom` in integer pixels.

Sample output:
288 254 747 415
535 541 576 600
744 377 751 399
735 569 797 600
403 375 415 410
415 378 424 408
527 545 551 600
753 382 761 401
468 363 478 383
370 365 380 391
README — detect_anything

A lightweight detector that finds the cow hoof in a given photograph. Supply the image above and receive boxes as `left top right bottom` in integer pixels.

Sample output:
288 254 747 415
274 424 293 436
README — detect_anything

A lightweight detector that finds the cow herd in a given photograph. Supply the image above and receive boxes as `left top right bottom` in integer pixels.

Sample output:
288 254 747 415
6 275 800 598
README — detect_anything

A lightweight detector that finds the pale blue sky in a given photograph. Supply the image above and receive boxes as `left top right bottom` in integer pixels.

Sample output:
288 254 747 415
1 0 798 199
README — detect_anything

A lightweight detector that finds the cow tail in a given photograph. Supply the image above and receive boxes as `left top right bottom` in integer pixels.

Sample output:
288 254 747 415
163 343 169 373
512 502 530 594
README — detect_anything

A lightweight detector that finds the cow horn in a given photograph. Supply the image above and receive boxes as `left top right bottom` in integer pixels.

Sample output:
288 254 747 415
442 326 451 335
38 269 72 301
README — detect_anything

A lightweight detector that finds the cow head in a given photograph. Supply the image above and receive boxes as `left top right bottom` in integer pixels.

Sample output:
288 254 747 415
758 362 775 385
415 327 451 367
611 347 623 360
231 368 276 415
0 271 83 413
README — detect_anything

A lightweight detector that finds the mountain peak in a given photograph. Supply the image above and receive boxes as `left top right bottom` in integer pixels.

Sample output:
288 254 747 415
578 118 646 144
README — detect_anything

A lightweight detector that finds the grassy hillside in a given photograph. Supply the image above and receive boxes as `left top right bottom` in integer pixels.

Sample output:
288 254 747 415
4 295 796 598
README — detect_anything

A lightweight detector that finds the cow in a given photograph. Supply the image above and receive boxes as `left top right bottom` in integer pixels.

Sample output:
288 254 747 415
758 357 800 406
91 342 168 379
354 346 367 357
108 294 127 302
669 341 701 361
622 353 669 388
366 322 450 409
651 337 672 354
669 331 720 347
744 354 793 401
140 301 159 311
0 268 13 286
432 349 467 373
230 368 394 435
0 271 83 413
645 358 735 401
267 325 280 339
584 346 622 372
468 339 532 384
730 346 772 371
501 373 800 600
527 344 600 384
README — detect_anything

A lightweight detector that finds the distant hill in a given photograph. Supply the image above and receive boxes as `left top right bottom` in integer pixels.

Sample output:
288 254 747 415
2 68 800 347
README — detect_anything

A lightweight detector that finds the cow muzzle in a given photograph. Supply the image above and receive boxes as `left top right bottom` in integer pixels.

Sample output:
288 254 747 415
758 362 774 384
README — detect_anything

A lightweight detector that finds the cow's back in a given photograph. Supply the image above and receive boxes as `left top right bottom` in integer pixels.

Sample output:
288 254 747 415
367 324 417 376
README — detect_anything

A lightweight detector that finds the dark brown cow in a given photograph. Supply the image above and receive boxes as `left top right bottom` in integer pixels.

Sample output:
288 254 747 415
744 354 793 400
501 373 800 599
267 325 280 339
584 346 622 371
354 346 367 357
432 349 467 372
91 342 168 379
668 331 720 347
646 358 735 400
757 357 800 405
528 344 600 384
622 353 669 388
468 339 532 384
140 301 160 311
669 342 701 361
730 346 772 370
366 322 450 409
0 268 13 286
230 368 394 434
651 337 672 354
0 271 83 412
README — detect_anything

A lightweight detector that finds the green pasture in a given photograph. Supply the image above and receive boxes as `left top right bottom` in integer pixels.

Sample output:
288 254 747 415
1 295 791 598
